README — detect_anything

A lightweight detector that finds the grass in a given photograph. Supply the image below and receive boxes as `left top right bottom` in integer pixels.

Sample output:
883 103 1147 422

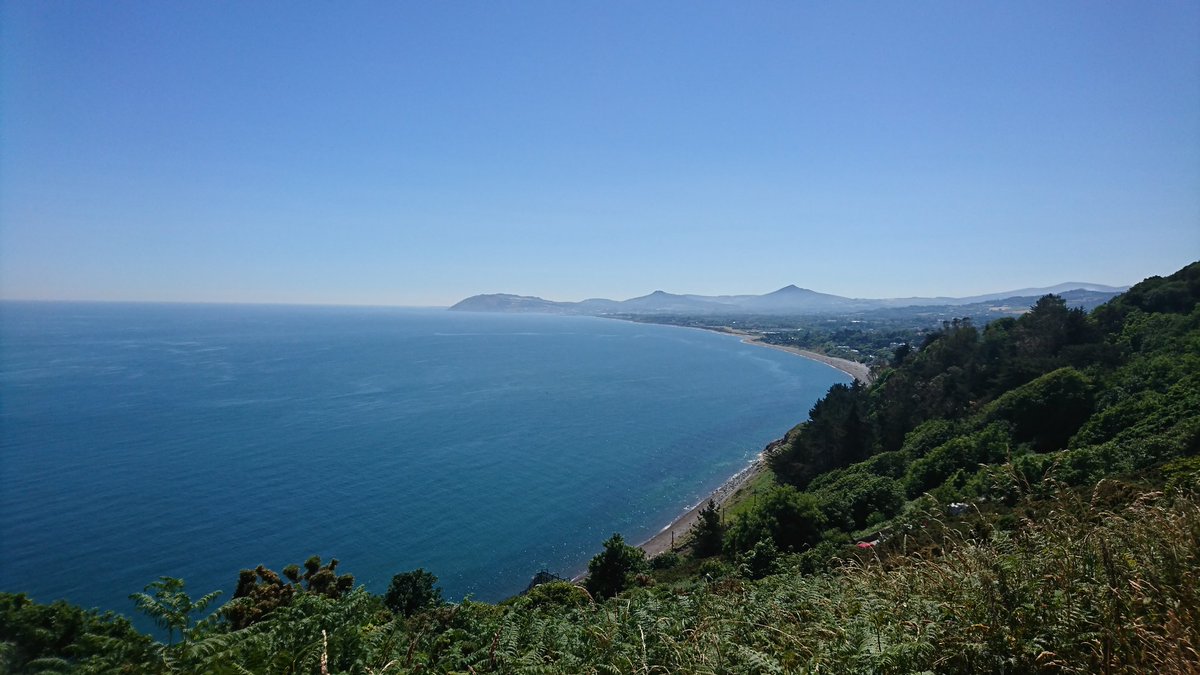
720 465 776 522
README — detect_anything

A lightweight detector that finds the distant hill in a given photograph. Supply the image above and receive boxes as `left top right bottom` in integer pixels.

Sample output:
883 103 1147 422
449 282 1128 316
447 293 575 313
947 282 1129 305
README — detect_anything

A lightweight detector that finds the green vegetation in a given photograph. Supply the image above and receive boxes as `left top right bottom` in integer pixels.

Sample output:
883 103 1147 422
584 533 647 600
225 556 354 630
689 499 724 557
383 569 443 618
128 578 221 647
2 262 1197 673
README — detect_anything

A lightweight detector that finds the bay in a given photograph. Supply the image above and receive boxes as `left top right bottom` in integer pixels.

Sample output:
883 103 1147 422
0 301 847 617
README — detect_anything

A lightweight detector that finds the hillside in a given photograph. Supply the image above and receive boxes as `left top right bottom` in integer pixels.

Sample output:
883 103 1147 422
2 263 1197 674
449 283 1126 316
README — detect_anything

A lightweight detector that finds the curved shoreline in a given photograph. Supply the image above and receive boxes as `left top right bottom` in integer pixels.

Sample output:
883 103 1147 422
576 318 871 571
603 317 872 386
701 326 872 385
635 442 776 558
632 333 869 560
739 338 873 385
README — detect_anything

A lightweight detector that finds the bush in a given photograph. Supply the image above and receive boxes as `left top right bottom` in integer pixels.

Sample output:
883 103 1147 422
985 367 1094 452
384 568 443 617
736 538 780 580
585 533 647 600
519 581 591 610
649 551 682 570
905 423 1013 497
811 469 906 531
725 486 826 555
697 559 732 582
792 539 845 576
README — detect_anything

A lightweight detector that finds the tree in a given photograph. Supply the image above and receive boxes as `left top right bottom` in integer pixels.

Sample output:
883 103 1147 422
690 499 724 557
736 538 780 580
770 382 873 488
585 533 647 600
384 569 443 617
129 577 221 646
985 367 1093 452
725 486 825 555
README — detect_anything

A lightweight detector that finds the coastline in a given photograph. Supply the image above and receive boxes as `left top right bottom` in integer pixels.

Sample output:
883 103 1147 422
603 317 870 386
576 318 869 573
740 338 873 385
635 439 780 559
709 327 873 385
631 330 870 560
571 441 781 581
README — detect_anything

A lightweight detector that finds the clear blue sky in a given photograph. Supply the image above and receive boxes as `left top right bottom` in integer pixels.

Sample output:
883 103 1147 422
2 2 1198 306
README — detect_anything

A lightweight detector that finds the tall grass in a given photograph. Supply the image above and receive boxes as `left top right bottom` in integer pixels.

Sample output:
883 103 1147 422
33 485 1194 673
237 486 1198 674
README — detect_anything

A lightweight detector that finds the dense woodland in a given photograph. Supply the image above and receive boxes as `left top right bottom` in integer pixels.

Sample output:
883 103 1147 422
3 262 1198 674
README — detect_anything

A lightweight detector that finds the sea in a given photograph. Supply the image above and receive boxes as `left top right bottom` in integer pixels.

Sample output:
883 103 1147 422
0 301 847 620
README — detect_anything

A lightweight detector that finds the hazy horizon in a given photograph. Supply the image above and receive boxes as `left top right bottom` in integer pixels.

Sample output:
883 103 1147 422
3 3 1197 306
0 277 1138 309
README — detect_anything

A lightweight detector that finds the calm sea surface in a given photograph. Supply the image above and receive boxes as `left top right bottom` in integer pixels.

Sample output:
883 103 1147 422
0 302 846 617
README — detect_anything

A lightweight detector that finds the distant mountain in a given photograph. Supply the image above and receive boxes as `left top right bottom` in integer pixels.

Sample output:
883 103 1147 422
448 282 1129 316
736 285 871 313
616 290 735 313
948 282 1129 305
448 293 575 313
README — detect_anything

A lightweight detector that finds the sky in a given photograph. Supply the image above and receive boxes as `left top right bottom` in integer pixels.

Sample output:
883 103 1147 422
2 2 1198 306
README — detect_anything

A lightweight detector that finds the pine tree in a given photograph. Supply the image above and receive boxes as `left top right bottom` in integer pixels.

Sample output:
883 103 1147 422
691 499 724 557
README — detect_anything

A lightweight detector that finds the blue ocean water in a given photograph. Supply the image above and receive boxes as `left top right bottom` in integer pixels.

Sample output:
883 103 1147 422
0 302 846 617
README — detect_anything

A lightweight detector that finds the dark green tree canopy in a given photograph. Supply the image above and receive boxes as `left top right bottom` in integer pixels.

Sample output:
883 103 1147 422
725 486 825 554
585 533 647 600
384 568 444 617
690 499 724 558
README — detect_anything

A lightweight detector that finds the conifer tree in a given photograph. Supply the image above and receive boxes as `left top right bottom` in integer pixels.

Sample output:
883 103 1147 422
691 499 725 557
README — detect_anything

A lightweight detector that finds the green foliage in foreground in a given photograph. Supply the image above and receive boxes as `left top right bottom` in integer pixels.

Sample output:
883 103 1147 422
3 485 1198 673
129 577 221 647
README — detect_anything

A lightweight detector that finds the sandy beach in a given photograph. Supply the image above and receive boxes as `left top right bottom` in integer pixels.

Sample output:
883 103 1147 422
607 317 873 386
631 331 869 560
742 339 874 385
636 444 774 558
574 320 872 570
709 327 873 385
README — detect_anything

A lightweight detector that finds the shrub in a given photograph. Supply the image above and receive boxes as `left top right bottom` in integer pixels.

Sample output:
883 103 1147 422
585 533 647 600
985 366 1094 452
384 568 443 617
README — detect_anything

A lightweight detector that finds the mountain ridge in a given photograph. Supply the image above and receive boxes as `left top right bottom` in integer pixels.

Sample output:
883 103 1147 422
449 282 1128 315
